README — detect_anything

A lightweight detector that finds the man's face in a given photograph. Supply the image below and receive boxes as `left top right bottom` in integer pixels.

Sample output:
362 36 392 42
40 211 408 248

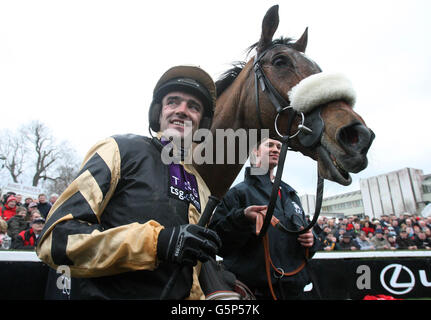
17 210 26 217
31 212 42 221
39 195 47 203
32 222 44 233
254 138 282 170
159 91 204 140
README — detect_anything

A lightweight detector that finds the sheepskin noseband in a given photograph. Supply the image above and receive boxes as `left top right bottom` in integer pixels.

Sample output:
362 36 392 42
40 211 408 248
288 73 356 113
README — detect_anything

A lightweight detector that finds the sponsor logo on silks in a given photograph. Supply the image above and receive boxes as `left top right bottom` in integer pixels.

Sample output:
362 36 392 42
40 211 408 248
169 164 201 212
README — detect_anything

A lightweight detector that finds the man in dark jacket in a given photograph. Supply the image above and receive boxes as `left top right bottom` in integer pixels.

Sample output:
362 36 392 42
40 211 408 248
413 231 431 249
335 231 360 251
12 218 45 250
7 206 29 241
209 138 318 300
396 229 417 250
37 194 52 219
36 65 221 300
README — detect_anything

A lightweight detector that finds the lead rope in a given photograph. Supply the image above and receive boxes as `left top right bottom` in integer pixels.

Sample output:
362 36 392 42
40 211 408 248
256 201 310 300
263 233 309 300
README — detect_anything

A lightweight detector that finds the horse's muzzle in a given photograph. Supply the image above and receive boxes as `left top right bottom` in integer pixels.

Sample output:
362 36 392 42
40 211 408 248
337 122 375 157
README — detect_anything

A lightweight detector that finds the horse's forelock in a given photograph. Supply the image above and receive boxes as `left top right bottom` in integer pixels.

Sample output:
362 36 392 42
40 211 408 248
247 36 295 55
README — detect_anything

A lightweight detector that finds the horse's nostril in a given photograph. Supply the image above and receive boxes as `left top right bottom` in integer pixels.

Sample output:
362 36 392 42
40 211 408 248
337 123 372 154
339 125 359 146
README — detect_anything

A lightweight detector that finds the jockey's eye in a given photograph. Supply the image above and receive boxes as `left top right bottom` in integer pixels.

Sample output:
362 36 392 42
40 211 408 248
188 102 202 113
166 97 181 106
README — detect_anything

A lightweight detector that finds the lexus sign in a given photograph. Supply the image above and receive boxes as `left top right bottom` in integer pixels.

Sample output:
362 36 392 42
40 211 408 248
380 264 416 295
307 256 431 299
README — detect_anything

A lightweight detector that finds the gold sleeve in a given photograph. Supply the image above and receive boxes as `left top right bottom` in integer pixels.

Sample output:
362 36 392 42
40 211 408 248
36 137 163 278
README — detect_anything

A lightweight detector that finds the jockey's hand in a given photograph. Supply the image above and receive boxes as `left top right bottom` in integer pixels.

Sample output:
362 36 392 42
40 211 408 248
297 227 314 248
157 224 221 266
244 205 268 223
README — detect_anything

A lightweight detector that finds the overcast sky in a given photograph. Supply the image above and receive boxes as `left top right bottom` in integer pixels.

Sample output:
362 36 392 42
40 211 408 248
1 0 430 197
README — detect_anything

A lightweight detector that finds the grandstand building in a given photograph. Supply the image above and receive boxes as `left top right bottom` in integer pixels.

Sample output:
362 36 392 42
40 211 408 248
300 167 431 219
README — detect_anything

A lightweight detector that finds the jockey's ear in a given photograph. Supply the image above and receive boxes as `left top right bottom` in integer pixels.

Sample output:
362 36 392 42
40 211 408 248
257 5 279 54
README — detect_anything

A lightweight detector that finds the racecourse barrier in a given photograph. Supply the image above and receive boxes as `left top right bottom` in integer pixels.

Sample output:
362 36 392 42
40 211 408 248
0 250 430 300
306 251 431 299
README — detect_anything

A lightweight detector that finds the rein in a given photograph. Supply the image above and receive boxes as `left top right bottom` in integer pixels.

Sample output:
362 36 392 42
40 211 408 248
253 46 324 239
252 45 325 300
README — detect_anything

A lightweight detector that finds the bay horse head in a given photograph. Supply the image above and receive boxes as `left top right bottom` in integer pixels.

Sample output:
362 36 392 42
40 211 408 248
205 5 374 197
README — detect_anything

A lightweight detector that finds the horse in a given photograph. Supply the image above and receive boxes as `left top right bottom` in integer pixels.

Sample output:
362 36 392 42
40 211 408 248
193 5 375 200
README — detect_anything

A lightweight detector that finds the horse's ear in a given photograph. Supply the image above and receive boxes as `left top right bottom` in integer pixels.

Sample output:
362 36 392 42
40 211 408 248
292 27 308 53
257 5 279 54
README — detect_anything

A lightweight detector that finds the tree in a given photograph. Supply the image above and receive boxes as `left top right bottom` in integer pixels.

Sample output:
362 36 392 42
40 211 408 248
44 146 81 195
22 121 62 187
0 120 81 190
0 129 27 183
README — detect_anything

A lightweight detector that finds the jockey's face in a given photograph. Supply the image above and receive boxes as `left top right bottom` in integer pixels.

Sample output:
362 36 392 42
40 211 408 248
159 91 204 141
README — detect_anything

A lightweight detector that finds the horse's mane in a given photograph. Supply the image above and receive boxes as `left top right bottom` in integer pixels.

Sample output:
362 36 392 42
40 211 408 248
216 37 295 97
215 62 246 97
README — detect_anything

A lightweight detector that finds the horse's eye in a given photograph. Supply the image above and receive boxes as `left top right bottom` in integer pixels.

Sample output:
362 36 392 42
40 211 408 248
272 56 290 67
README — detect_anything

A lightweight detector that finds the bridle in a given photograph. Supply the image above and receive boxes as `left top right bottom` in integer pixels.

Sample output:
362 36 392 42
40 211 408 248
252 45 358 300
252 44 325 239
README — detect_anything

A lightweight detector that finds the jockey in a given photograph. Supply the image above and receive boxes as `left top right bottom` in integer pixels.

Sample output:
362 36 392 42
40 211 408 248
36 65 221 300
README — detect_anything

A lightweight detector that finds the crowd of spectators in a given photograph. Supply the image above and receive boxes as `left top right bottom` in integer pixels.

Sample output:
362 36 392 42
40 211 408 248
313 213 431 251
2 188 430 253
0 191 58 251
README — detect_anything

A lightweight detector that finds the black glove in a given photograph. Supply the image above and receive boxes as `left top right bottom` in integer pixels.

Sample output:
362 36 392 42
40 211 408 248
157 224 221 266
